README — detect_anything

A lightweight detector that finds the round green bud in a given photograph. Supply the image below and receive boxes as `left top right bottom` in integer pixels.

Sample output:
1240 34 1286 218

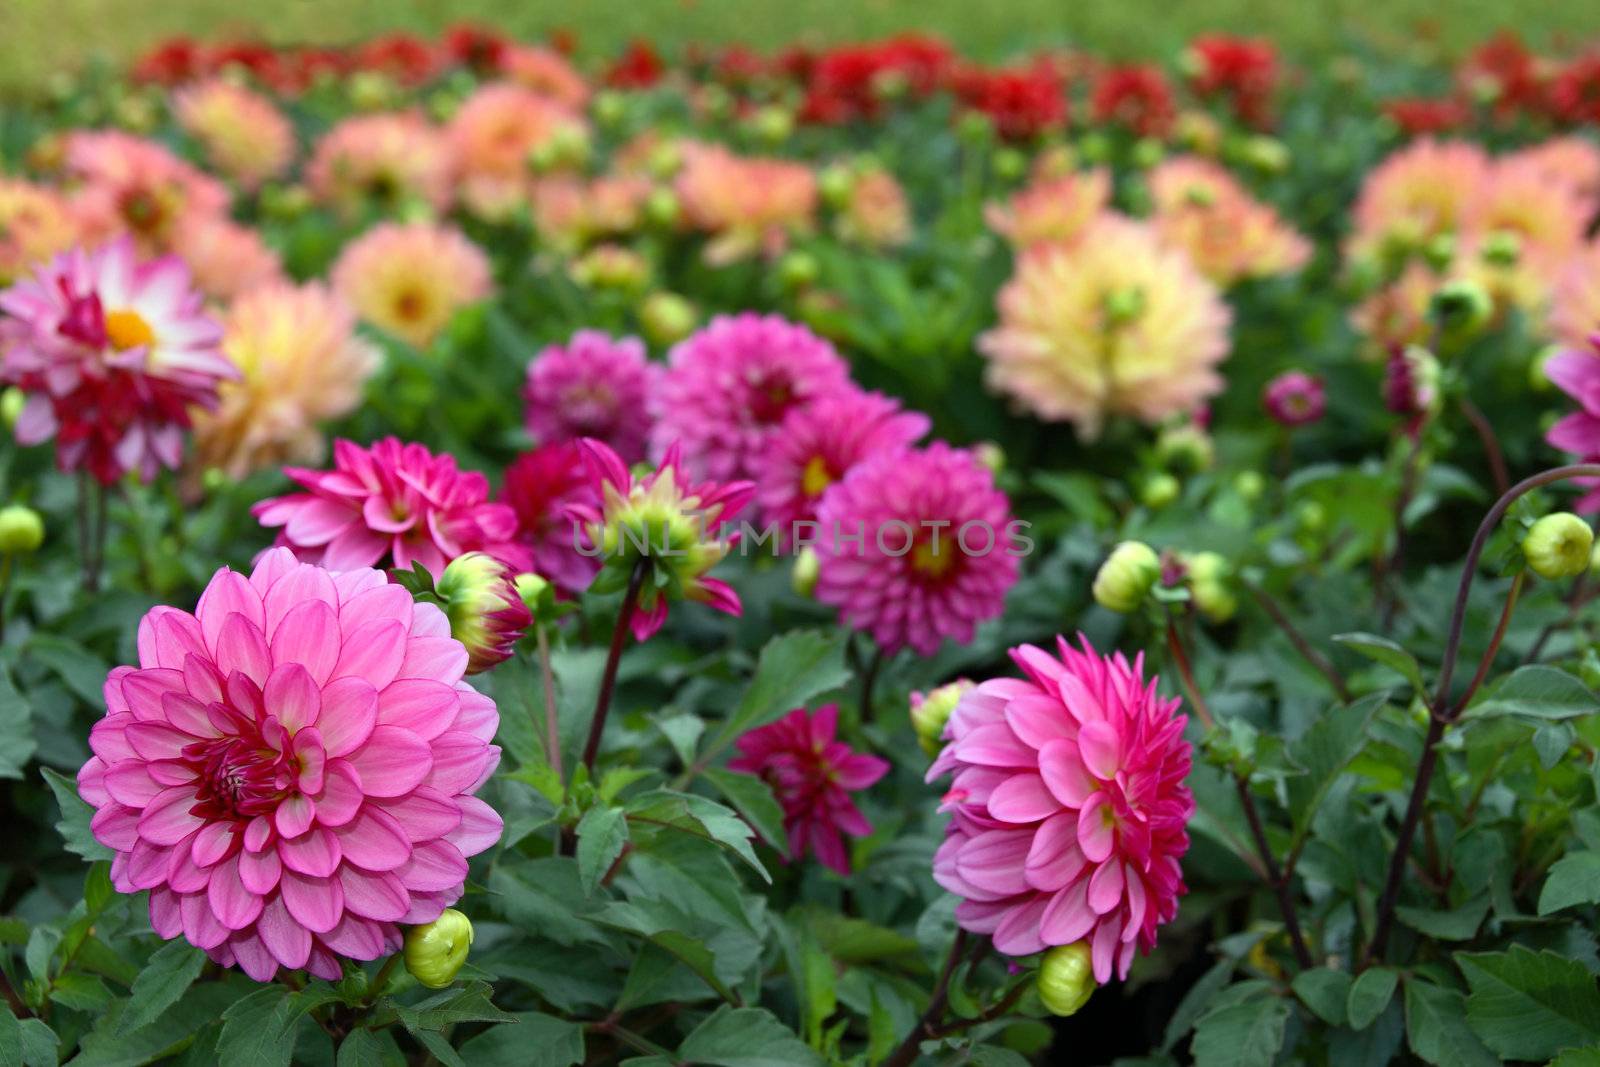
1233 471 1265 503
910 679 972 757
791 547 819 598
1418 232 1456 274
1185 551 1238 622
1155 424 1214 474
1241 135 1290 175
592 89 628 128
973 441 1005 476
751 105 794 145
1296 500 1327 533
645 186 680 228
956 110 994 145
818 164 855 209
515 571 551 613
347 71 396 112
1429 279 1493 337
1078 132 1111 163
1093 541 1161 614
639 292 698 347
403 909 474 989
0 505 44 554
1481 230 1521 268
1102 286 1147 328
1140 473 1180 510
1130 137 1165 170
777 251 820 291
1038 942 1096 1017
1 387 25 431
1523 513 1594 580
992 148 1028 182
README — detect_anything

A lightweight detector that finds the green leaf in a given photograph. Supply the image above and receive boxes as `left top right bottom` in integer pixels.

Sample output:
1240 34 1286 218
458 1014 585 1067
676 1006 824 1067
1403 979 1499 1067
1286 693 1386 842
1332 633 1425 693
700 631 849 762
0 664 37 780
1535 722 1576 769
1190 995 1291 1067
216 987 300 1067
593 901 737 1004
1539 852 1600 915
703 768 788 860
626 790 768 881
1549 1049 1600 1067
17 1017 59 1067
393 982 518 1033
26 634 108 707
486 858 607 947
118 941 208 1035
334 1030 403 1067
575 805 629 895
1163 958 1237 1051
1396 895 1490 940
1456 946 1600 1060
69 979 237 1066
1464 666 1599 721
1292 967 1351 1026
39 766 112 863
1346 967 1398 1030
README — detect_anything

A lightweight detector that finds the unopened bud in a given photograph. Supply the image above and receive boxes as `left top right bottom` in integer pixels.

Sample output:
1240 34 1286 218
791 547 819 598
1186 551 1238 624
639 292 698 347
1 387 24 430
1093 541 1161 614
1038 942 1096 1017
1140 473 1180 510
1430 279 1492 338
1523 513 1594 580
403 909 474 988
0 505 44 554
1155 424 1214 474
436 552 531 673
910 680 972 756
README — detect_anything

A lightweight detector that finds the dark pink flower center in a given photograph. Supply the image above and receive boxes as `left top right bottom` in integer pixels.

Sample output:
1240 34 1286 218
185 734 285 821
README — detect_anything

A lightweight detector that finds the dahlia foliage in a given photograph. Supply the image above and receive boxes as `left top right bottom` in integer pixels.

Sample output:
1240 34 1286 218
6 22 1600 1067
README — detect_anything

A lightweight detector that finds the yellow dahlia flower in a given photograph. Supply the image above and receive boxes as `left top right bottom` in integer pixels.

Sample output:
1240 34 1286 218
0 179 79 284
331 222 492 349
173 79 295 190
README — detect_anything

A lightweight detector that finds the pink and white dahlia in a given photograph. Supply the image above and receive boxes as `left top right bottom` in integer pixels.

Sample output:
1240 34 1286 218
650 313 853 483
813 443 1020 657
523 330 658 464
729 704 888 874
0 238 233 484
76 548 503 981
755 389 929 538
927 635 1193 980
253 437 519 576
500 441 600 594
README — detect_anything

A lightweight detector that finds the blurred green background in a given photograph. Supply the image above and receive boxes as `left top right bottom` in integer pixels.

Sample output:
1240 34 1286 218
0 0 1582 95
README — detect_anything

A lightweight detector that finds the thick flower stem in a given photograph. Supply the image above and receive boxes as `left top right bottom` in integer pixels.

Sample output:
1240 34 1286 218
579 559 648 777
1243 581 1351 703
536 625 563 782
1363 463 1600 967
881 930 969 1067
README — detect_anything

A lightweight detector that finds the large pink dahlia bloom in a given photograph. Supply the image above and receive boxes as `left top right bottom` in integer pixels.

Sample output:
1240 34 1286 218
649 313 853 483
813 443 1020 657
523 330 658 464
253 437 519 576
76 548 503 981
729 704 888 874
927 635 1193 981
0 237 233 484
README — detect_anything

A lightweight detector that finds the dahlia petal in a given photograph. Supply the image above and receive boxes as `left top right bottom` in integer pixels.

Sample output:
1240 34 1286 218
990 895 1050 956
348 726 433 797
104 762 163 807
249 547 303 600
239 846 282 894
264 663 321 734
208 855 265 930
334 807 411 871
1088 860 1126 915
120 668 188 719
314 762 365 827
124 721 190 761
197 570 265 654
400 888 458 925
1038 879 1095 945
180 655 225 708
280 827 342 878
341 583 416 632
332 619 406 689
1077 720 1122 779
304 945 342 981
956 722 1038 767
280 868 344 933
374 787 461 842
1038 738 1096 807
320 913 391 960
275 794 317 839
270 601 341 685
1026 812 1088 893
190 822 237 868
317 677 379 757
375 679 460 741
181 891 232 950
126 838 174 890
243 814 274 852
397 839 468 892
149 887 184 939
215 614 272 686
420 732 491 794
445 795 503 857
138 787 205 845
91 804 142 852
149 610 207 670
1091 918 1122 983
1076 793 1115 863
955 830 1034 897
256 895 311 970
284 498 356 547
1123 864 1148 939
397 637 468 684
450 686 499 741
78 758 111 807
228 932 279 982
262 563 339 636
1004 693 1076 749
986 772 1060 824
339 866 411 922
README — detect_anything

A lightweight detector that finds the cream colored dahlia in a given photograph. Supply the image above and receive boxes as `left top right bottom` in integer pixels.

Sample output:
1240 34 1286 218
330 222 492 350
1146 156 1309 285
173 79 295 190
985 169 1112 249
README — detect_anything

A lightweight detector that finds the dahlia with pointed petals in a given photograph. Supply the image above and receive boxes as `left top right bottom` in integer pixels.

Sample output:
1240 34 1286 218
813 443 1020 657
306 113 455 217
253 437 519 576
729 705 887 874
331 222 492 350
1147 157 1310 286
1347 140 1490 263
501 442 600 593
568 438 752 641
1471 156 1589 278
449 83 586 219
927 635 1193 980
1544 337 1600 513
755 389 929 539
977 215 1231 440
0 238 234 484
62 131 230 255
651 313 852 483
194 282 380 479
523 330 657 463
985 170 1112 250
173 79 295 190
75 549 503 981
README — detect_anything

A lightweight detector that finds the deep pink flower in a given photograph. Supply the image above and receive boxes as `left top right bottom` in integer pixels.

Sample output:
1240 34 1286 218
0 238 234 484
75 548 503 981
523 330 658 464
1544 337 1600 512
1261 371 1326 427
650 313 854 483
813 443 1020 657
500 441 600 593
755 389 929 540
253 437 519 576
729 704 888 874
927 635 1193 981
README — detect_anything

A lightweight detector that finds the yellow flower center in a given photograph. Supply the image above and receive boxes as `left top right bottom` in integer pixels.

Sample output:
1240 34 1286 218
104 308 156 351
393 287 430 323
801 455 834 497
910 539 955 579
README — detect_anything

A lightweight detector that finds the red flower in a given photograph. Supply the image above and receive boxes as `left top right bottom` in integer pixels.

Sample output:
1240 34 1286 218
1185 34 1280 126
1382 96 1471 136
950 62 1067 140
443 23 510 75
1458 31 1542 116
354 34 441 86
1090 64 1176 137
800 35 953 123
607 40 666 89
1546 52 1600 127
500 442 600 594
132 38 209 85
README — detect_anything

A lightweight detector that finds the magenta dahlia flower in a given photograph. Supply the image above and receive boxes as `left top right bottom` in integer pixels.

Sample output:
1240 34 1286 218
927 635 1194 981
813 443 1021 657
75 548 503 981
523 330 658 464
1261 370 1326 428
0 238 234 484
755 389 930 540
501 441 600 593
1544 337 1600 511
568 438 753 641
649 313 853 482
253 437 519 576
728 704 888 874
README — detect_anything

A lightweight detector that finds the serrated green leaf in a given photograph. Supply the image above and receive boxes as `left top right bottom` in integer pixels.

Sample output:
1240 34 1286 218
1549 1048 1600 1067
1396 894 1490 940
677 1006 824 1067
1539 852 1600 915
703 768 788 860
1347 967 1398 1030
0 664 37 780
1286 693 1386 842
626 790 768 881
1162 958 1237 1051
1332 632 1424 693
700 631 849 762
26 634 108 707
1292 967 1351 1026
1190 993 1291 1067
575 804 629 895
1403 979 1499 1067
40 766 113 863
334 1029 402 1067
1465 666 1599 721
217 987 300 1067
393 982 518 1033
1456 946 1600 1060
118 941 208 1035
458 1013 585 1066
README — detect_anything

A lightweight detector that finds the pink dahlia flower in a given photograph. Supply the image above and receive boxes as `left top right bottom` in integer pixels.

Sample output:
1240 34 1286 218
0 237 234 484
927 635 1194 980
501 441 600 594
1261 370 1326 428
1544 337 1600 512
523 330 658 464
650 313 853 483
729 704 888 874
253 437 519 576
76 548 503 981
813 443 1020 657
755 389 929 540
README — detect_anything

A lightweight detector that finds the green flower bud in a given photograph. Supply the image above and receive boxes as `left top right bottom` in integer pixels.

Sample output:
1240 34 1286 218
973 442 1005 476
1419 232 1456 274
1481 229 1521 268
645 186 681 228
992 148 1028 181
910 679 972 756
1102 286 1147 328
592 89 628 129
1240 135 1290 175
347 71 397 112
1523 513 1594 580
1078 132 1111 164
403 909 474 989
1184 551 1238 623
639 292 698 347
0 505 44 554
515 571 552 618
1130 137 1165 170
436 553 530 674
1140 473 1180 510
1155 424 1214 474
1093 541 1161 614
1528 345 1561 392
1233 471 1265 503
818 164 855 209
1429 279 1492 338
1038 942 1096 1017
778 251 819 291
791 547 819 598
750 105 794 145
956 110 994 145
1 387 25 431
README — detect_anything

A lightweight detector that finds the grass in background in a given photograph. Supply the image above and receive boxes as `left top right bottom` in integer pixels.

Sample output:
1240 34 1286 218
0 0 1586 95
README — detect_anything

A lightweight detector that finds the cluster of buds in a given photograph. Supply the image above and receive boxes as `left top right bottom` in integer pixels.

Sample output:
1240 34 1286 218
1091 541 1236 623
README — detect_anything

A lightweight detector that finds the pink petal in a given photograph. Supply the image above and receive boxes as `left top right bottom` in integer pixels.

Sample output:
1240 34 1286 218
339 866 411 922
1077 720 1122 780
279 868 344 933
285 498 355 547
275 794 317 839
149 887 183 938
104 762 162 807
228 932 279 982
207 855 265 930
261 561 338 638
239 847 282 894
1087 859 1126 914
397 637 468 684
423 732 492 794
1076 793 1115 863
124 721 190 761
373 787 461 842
256 895 311 970
196 570 265 656
190 822 237 868
317 678 379 757
332 620 406 689
1004 693 1074 750
334 807 411 872
348 726 432 797
280 827 342 878
986 772 1060 824
1038 879 1095 945
397 840 468 893
375 679 459 741
215 614 272 687
314 762 365 827
182 890 231 949
954 830 1033 897
269 601 341 685
138 787 204 845
445 795 503 858
264 663 321 734
1026 812 1088 893
1038 738 1096 807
